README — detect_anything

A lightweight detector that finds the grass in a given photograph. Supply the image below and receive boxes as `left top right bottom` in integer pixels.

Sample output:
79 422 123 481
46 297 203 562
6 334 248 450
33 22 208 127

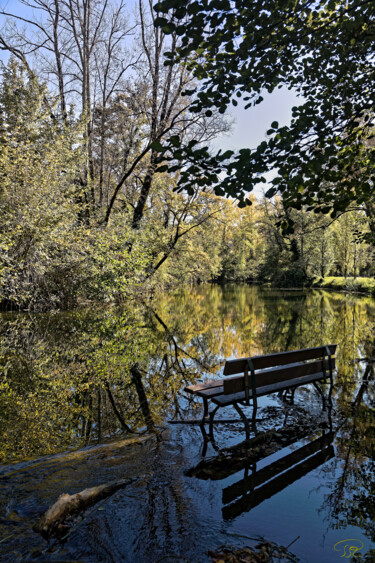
312 276 375 295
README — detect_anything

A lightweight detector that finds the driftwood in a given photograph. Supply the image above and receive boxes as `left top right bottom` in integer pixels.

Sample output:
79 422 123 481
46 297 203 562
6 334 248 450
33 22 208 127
34 478 134 539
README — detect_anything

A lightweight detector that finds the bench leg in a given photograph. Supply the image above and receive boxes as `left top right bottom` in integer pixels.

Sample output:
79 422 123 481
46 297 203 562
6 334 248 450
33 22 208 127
233 402 250 430
328 376 333 407
201 397 209 425
234 402 257 437
209 405 220 440
279 387 296 403
313 381 326 409
199 421 219 456
199 423 208 456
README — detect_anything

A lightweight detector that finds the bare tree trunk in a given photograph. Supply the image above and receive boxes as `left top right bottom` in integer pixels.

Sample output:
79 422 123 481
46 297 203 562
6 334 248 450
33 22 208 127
51 0 67 120
131 151 157 228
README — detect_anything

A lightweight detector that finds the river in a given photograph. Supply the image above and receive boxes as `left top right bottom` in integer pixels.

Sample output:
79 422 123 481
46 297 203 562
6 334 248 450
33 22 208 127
0 285 374 561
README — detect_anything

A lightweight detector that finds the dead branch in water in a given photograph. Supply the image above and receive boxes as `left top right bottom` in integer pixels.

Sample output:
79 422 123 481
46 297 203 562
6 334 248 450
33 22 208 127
34 478 135 539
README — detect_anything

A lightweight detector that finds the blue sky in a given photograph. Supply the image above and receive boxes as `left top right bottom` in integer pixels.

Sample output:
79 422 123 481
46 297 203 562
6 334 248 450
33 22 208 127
1 0 300 154
213 87 301 197
213 87 300 153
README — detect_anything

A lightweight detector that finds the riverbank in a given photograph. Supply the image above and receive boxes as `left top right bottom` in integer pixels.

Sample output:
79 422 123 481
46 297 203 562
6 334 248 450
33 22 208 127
311 276 375 295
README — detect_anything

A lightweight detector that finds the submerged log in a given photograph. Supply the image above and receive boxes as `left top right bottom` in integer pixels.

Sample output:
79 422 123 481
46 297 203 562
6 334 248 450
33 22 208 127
34 478 135 539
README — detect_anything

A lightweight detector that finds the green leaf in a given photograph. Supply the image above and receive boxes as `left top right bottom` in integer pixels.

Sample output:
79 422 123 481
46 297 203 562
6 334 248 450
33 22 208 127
153 16 169 27
162 24 175 34
150 140 164 152
156 165 169 173
221 150 234 159
169 135 180 148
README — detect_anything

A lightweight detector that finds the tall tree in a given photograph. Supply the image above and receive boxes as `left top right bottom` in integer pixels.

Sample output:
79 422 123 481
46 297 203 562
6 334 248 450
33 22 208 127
0 0 137 215
101 0 229 229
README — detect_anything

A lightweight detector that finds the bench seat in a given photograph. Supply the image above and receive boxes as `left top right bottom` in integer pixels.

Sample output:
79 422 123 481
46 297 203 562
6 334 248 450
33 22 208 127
185 378 223 394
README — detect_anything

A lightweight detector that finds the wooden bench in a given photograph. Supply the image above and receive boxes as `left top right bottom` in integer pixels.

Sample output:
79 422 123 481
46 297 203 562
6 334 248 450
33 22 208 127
185 345 336 434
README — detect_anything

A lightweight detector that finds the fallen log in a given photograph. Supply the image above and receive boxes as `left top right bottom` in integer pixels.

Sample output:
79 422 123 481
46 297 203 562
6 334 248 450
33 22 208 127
34 478 135 539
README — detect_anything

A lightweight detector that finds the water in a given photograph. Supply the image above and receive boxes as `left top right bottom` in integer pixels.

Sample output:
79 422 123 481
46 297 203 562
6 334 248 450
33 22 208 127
0 286 374 561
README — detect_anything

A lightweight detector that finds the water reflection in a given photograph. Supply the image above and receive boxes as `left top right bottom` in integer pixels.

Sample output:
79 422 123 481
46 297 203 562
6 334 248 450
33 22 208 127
1 287 375 462
0 286 375 560
186 416 335 520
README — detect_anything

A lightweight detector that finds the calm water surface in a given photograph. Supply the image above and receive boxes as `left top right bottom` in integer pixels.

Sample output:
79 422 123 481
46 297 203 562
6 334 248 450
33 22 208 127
0 286 374 561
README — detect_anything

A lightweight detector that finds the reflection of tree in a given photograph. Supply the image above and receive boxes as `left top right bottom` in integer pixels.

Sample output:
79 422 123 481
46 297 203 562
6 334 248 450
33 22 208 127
0 308 150 460
319 347 375 542
1 287 375 465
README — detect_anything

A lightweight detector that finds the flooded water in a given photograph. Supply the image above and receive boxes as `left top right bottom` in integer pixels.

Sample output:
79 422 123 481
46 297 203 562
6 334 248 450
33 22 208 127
0 285 374 562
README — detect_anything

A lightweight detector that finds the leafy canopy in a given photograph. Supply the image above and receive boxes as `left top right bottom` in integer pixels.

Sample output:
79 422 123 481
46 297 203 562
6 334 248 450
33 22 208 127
153 0 375 220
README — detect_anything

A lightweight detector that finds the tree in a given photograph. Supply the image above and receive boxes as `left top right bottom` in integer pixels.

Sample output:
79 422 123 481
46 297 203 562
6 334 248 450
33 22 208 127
0 1 230 291
0 0 138 216
216 196 262 282
153 0 375 232
101 0 229 229
0 58 150 309
0 58 82 308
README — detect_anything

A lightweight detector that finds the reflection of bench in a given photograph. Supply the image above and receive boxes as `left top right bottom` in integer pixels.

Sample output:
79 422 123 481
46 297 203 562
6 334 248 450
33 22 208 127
222 431 334 520
185 345 336 433
186 427 334 520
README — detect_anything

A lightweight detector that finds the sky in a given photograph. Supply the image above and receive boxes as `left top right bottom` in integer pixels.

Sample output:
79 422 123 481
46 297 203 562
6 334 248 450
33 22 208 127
213 87 300 154
1 0 300 150
212 87 301 197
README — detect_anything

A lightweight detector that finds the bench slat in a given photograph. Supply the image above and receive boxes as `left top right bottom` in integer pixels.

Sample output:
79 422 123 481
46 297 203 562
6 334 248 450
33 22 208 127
224 358 335 395
214 371 329 406
224 344 337 375
185 379 223 394
195 385 224 399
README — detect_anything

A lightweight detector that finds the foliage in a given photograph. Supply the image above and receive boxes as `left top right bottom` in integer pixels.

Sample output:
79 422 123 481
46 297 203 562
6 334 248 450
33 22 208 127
256 199 374 286
1 8 375 310
217 197 262 282
153 0 375 228
0 53 372 309
0 60 151 309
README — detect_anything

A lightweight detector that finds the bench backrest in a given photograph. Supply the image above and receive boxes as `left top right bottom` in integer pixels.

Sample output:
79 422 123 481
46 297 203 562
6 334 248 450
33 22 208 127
223 345 337 395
